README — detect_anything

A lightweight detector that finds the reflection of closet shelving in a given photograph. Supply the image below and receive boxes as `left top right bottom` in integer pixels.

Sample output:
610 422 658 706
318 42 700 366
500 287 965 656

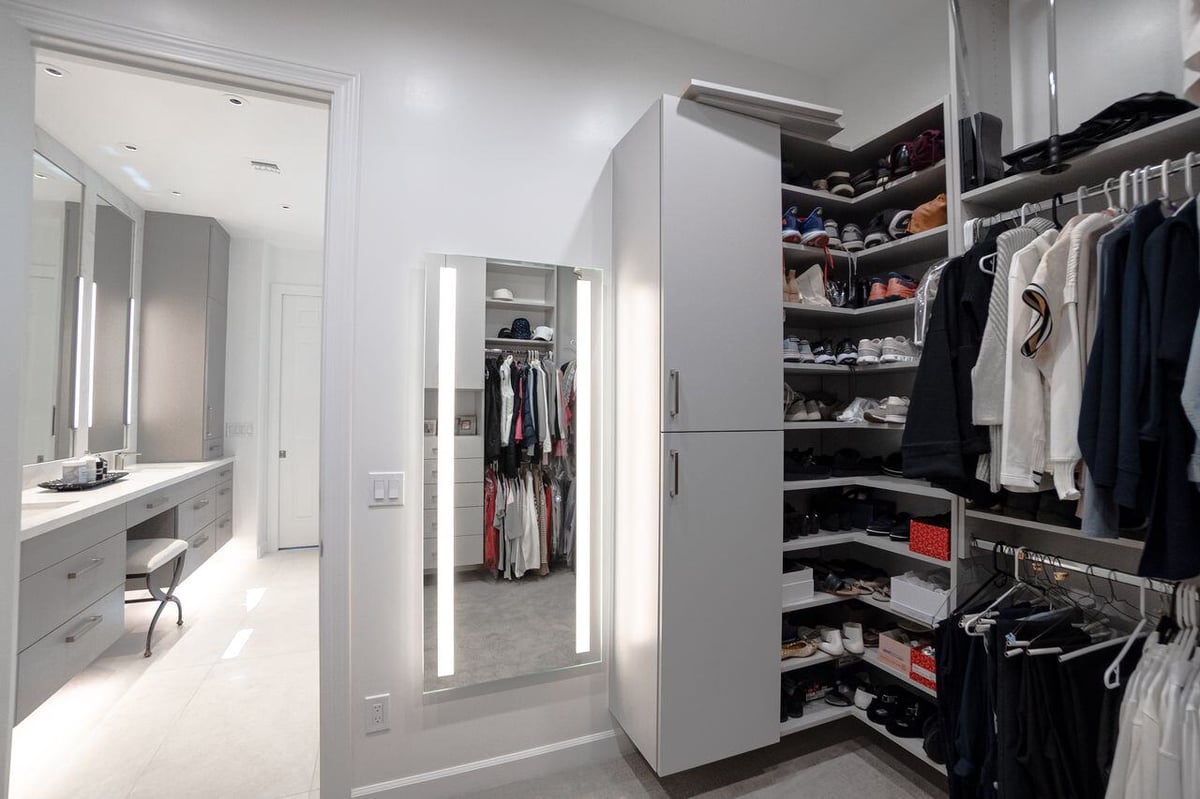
852 225 948 269
783 298 916 325
484 298 551 312
784 362 920 375
784 475 953 500
783 160 947 216
782 592 937 630
779 648 937 700
783 241 852 262
782 529 949 568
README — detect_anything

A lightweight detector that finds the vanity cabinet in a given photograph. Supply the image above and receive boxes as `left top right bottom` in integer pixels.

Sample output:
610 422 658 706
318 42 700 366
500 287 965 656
138 212 230 462
422 434 485 569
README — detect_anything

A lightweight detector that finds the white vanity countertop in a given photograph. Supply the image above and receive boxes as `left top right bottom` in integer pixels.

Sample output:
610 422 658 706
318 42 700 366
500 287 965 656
19 458 235 542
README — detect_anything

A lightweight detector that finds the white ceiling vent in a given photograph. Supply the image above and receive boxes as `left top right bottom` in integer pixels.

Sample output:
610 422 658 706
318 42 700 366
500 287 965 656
251 160 281 174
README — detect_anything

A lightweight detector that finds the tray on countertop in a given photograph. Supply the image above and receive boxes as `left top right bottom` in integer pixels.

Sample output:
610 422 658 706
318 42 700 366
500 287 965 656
37 472 129 491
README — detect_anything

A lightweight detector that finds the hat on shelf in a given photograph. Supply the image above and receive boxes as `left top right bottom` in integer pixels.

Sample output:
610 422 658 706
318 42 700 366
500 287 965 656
497 327 513 339
532 326 554 342
491 288 514 301
511 318 532 340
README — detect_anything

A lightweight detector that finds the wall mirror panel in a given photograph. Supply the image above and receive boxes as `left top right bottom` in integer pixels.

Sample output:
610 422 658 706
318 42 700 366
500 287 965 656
22 152 82 464
423 254 605 692
90 197 135 452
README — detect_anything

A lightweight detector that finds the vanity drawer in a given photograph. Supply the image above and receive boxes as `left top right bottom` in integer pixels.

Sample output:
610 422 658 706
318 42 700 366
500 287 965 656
422 482 484 510
15 585 124 723
20 505 126 580
214 464 234 483
423 435 484 460
18 531 126 651
214 513 233 549
423 506 485 539
215 480 233 517
177 489 217 540
128 480 194 529
180 521 217 583
423 534 484 569
423 457 485 485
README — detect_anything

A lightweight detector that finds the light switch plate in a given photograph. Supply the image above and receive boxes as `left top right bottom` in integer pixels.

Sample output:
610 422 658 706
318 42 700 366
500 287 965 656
368 471 404 507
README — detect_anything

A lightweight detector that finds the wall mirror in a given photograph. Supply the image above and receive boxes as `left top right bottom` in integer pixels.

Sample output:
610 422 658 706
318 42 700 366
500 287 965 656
423 255 605 692
90 197 135 452
22 152 82 464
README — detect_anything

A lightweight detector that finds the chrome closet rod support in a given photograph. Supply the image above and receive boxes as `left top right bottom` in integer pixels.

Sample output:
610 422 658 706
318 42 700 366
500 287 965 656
970 537 1176 595
976 153 1199 228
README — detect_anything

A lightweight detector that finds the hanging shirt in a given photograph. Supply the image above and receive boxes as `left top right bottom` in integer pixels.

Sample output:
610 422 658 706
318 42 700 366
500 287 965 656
499 355 515 446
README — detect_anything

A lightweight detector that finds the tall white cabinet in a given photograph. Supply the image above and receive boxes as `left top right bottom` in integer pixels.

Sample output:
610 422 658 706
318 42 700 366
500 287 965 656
611 96 782 776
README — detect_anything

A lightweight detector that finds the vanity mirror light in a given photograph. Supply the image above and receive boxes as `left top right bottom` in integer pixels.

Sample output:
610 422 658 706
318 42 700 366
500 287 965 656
423 255 606 692
22 152 83 464
90 197 135 452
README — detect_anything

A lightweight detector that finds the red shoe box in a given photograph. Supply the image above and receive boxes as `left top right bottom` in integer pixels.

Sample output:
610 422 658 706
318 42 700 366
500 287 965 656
909 518 951 561
909 646 937 694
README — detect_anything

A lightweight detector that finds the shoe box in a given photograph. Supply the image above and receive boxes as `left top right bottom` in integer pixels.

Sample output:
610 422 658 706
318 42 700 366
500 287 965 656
783 565 814 604
890 572 950 625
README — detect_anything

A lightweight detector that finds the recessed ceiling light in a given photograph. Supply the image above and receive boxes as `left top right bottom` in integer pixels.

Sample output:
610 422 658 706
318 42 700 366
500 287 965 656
41 64 67 78
224 94 247 107
34 173 48 180
171 191 183 197
121 143 139 152
281 204 292 210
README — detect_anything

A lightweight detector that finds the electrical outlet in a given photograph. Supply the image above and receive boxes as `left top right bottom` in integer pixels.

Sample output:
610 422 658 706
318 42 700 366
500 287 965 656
365 693 390 734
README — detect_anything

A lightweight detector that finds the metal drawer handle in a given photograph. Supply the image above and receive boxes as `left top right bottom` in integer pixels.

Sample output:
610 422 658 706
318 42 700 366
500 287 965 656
193 499 210 510
218 519 231 528
219 469 232 478
208 443 221 452
218 488 231 496
67 557 104 580
192 535 210 548
145 495 169 510
669 449 680 497
669 370 680 417
65 615 103 643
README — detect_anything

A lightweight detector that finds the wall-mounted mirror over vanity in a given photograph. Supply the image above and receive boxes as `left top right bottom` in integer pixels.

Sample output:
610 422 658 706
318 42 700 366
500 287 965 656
423 255 606 692
90 197 135 453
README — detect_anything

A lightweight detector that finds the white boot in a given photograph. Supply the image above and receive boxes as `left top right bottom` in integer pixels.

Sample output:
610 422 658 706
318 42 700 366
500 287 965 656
818 627 844 656
842 622 865 655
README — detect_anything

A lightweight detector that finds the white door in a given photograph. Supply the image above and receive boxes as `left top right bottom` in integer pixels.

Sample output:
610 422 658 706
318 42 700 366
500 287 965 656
276 292 322 549
21 263 62 462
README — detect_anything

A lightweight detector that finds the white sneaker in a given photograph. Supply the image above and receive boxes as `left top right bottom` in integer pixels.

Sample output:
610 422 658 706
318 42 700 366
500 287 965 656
865 396 910 424
836 397 879 423
842 622 865 655
783 336 802 363
818 627 845 656
857 338 882 364
797 339 816 363
803 400 822 421
880 335 918 363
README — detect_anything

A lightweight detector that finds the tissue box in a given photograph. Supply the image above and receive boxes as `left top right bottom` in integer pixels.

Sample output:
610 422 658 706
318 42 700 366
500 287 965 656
909 518 951 561
909 646 937 693
783 567 814 604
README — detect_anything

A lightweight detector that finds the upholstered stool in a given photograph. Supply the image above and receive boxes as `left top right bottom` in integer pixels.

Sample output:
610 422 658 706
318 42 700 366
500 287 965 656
125 538 188 657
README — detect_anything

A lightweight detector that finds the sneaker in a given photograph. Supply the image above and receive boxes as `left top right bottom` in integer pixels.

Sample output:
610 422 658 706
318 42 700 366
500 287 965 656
866 276 888 305
797 207 828 246
850 169 876 196
797 339 816 363
857 338 882 364
835 338 858 365
785 397 811 422
879 335 918 362
825 171 853 197
889 141 913 180
841 223 865 252
865 396 910 424
874 157 891 187
782 206 802 242
837 397 880 423
824 218 842 248
812 177 828 192
884 273 918 301
886 208 913 239
783 336 803 363
811 339 836 365
863 213 891 248
888 513 914 542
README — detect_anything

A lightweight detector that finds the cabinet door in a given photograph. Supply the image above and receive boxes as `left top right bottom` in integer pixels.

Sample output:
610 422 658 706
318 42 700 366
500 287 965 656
657 431 780 775
660 97 781 433
203 296 227 453
207 222 230 303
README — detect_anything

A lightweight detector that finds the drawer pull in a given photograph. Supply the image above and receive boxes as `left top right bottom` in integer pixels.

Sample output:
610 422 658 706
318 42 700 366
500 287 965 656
65 615 103 643
145 495 170 510
218 519 231 528
218 488 231 496
219 469 232 478
193 499 210 510
192 535 210 548
208 443 221 452
67 558 104 580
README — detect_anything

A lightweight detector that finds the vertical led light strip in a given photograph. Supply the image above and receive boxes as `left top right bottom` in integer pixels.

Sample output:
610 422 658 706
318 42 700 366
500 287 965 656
71 275 85 430
436 265 457 677
575 277 592 654
124 297 136 425
87 282 97 428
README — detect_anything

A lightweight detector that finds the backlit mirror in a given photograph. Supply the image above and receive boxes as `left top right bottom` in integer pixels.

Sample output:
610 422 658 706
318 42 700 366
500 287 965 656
423 255 604 692
22 152 82 464
90 197 135 452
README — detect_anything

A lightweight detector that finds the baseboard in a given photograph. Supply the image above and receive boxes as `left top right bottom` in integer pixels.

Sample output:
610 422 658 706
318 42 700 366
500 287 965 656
351 728 627 798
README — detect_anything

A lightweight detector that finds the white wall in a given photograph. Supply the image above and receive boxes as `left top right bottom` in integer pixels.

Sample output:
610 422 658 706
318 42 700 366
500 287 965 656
224 238 323 550
1009 0 1183 147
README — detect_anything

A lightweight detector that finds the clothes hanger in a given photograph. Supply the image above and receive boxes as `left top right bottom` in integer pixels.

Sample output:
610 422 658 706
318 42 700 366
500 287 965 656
1076 185 1089 216
1019 202 1035 227
1119 169 1132 211
1160 158 1172 200
1099 581 1150 687
963 546 1042 635
1103 177 1117 210
1051 192 1064 227
952 541 1011 615
978 252 997 275
1185 152 1195 197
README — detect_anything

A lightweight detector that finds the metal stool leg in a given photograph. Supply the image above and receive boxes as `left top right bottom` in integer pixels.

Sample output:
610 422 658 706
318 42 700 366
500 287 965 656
142 551 186 657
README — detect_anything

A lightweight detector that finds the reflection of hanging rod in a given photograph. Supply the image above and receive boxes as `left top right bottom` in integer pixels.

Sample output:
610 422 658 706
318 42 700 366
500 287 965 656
971 537 1176 594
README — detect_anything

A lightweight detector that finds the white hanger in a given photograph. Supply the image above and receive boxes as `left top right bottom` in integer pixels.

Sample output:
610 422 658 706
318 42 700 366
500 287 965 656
1103 177 1117 210
978 252 997 275
1160 159 1172 200
1119 170 1132 211
963 546 1030 636
1103 581 1148 689
1076 185 1089 216
1185 152 1195 198
1140 166 1151 206
1019 203 1035 226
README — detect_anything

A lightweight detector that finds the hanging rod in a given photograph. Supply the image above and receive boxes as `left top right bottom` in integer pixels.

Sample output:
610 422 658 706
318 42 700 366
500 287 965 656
970 537 1176 595
975 152 1199 228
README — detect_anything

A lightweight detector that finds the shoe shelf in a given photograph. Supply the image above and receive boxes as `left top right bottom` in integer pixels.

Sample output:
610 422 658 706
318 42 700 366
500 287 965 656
854 594 935 630
485 298 554 312
850 707 947 775
783 421 905 431
783 529 950 569
782 592 849 613
781 161 947 219
783 297 917 326
963 509 1145 551
783 241 852 263
784 361 919 374
860 648 937 699
960 108 1200 211
783 476 953 501
781 591 937 630
853 225 949 271
780 702 854 737
780 649 842 673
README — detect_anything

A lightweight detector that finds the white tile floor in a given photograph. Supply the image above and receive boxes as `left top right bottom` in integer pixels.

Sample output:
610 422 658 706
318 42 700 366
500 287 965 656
9 538 320 799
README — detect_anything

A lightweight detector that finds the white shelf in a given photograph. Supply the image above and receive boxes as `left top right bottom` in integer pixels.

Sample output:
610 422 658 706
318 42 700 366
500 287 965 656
783 298 916 326
783 241 852 262
783 360 918 375
861 648 937 698
485 298 553 312
780 649 841 673
483 337 554 348
854 225 949 270
963 509 1145 550
781 161 947 218
779 702 854 736
782 592 848 612
961 108 1200 211
849 707 946 774
783 476 953 501
854 595 935 629
783 529 950 568
784 421 905 431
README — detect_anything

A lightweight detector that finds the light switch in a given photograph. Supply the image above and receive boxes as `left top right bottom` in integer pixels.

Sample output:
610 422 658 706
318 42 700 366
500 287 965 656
368 471 404 507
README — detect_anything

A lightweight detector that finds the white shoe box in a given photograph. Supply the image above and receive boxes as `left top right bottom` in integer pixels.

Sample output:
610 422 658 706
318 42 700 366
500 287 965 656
783 567 814 603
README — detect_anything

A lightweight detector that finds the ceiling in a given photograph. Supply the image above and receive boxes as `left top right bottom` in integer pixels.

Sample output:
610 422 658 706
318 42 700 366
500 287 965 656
563 0 944 76
34 50 329 250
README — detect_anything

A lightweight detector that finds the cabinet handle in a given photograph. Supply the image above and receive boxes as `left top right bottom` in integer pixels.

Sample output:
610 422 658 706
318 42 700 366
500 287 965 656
145 495 169 510
67 557 104 580
219 469 232 478
193 499 210 510
218 519 231 528
669 449 680 497
669 370 680 417
218 488 231 496
208 443 222 452
65 615 103 643
192 535 210 548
